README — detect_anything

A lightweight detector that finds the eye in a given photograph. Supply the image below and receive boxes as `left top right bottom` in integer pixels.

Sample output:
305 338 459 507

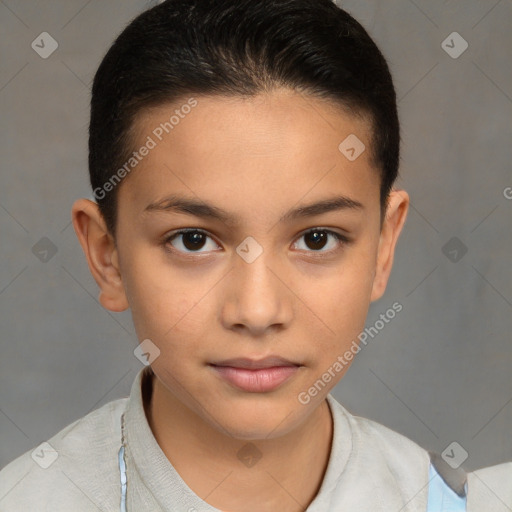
164 229 220 254
292 228 349 253
163 227 349 256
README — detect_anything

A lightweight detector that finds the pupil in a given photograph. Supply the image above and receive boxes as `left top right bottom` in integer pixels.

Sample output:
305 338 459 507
183 232 205 251
306 231 326 250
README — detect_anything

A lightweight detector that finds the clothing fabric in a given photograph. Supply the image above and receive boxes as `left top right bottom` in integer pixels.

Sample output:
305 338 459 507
1 365 511 511
426 464 466 512
117 425 469 512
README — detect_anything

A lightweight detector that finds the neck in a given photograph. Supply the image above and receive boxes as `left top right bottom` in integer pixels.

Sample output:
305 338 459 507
145 372 333 512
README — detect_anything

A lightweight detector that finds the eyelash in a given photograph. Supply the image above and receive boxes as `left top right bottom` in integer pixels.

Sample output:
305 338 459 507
162 228 350 257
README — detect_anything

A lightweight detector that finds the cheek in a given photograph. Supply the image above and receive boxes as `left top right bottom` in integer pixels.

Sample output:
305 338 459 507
122 233 378 353
120 253 180 332
302 245 377 354
123 256 215 357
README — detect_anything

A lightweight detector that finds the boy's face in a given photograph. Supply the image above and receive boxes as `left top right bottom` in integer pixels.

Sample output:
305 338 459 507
73 88 408 439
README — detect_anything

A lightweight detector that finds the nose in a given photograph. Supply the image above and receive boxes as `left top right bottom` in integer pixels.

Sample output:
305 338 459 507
220 246 294 337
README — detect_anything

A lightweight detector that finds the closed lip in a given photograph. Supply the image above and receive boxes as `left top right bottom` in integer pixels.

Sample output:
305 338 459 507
209 356 300 370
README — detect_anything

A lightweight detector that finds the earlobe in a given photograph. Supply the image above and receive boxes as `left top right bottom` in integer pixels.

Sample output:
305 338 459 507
370 189 409 302
71 199 129 312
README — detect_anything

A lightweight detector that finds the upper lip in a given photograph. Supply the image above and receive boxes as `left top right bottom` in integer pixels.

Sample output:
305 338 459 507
210 356 300 370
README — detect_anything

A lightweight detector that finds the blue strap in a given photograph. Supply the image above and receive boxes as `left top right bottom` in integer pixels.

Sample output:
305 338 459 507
118 445 127 512
427 463 467 511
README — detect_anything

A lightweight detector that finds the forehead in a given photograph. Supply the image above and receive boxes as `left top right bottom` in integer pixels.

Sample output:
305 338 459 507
120 89 379 221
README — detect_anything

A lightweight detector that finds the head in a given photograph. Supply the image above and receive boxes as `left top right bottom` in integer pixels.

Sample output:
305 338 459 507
72 0 409 439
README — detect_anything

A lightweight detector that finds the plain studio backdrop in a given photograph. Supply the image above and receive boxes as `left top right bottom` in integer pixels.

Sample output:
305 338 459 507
0 0 511 472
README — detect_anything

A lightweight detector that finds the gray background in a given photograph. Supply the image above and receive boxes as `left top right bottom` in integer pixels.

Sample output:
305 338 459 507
0 0 511 474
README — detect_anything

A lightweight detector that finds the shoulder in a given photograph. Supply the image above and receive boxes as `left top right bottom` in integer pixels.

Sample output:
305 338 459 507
327 397 512 510
0 397 127 511
324 395 431 509
467 462 512 511
328 395 430 468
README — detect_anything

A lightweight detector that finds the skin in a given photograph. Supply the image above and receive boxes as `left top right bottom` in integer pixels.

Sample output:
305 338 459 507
72 88 409 511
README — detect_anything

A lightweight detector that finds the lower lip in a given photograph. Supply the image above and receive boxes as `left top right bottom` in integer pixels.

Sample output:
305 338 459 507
210 365 299 392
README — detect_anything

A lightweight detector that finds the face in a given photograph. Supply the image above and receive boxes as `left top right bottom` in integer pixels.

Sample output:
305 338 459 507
80 88 407 440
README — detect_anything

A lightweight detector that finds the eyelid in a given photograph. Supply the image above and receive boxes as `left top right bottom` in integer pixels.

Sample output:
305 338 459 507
163 227 350 256
292 227 350 254
163 228 221 253
298 227 350 242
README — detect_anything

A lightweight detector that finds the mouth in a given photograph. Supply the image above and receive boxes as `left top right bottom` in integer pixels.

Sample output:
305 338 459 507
209 356 301 393
210 356 300 370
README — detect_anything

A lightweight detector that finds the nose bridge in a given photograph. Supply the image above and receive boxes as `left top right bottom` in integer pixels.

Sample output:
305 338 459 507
222 235 292 332
234 235 281 300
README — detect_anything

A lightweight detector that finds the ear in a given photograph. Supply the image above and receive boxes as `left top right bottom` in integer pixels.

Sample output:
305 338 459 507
370 189 409 302
71 199 129 312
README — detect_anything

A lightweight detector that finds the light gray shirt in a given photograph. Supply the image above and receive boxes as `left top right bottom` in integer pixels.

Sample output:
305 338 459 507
1 365 511 511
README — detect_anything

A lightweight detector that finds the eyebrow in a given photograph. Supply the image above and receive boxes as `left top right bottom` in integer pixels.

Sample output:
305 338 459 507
144 193 364 225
